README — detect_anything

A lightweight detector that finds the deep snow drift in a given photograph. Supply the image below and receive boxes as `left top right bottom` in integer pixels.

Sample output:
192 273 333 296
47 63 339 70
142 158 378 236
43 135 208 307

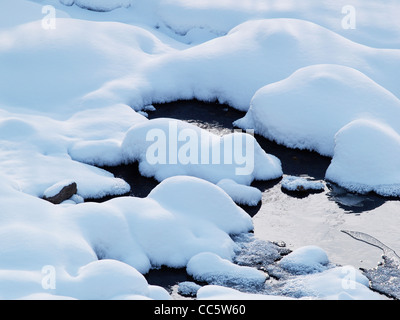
89 19 400 112
0 0 399 300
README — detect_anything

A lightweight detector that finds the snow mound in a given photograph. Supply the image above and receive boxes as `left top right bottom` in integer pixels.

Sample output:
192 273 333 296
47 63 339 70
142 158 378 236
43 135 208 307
0 16 173 112
55 259 164 300
326 119 400 197
147 176 253 235
14 259 171 300
0 103 146 200
121 118 283 186
187 252 267 287
89 176 253 271
235 64 400 157
279 266 382 300
2 0 399 300
279 246 330 275
217 179 262 206
0 175 253 299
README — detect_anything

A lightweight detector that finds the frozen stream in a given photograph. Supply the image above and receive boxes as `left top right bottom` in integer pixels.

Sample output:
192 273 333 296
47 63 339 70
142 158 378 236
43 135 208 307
102 99 400 297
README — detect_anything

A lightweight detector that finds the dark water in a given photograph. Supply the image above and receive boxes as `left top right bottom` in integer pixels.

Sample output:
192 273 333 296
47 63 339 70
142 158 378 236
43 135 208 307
99 99 395 298
101 162 158 199
145 267 193 290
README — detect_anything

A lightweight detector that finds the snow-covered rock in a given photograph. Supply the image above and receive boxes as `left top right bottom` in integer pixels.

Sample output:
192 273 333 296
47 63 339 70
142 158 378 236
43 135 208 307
177 281 201 297
326 119 400 197
186 252 267 287
279 246 330 275
279 265 382 300
281 176 325 193
43 180 78 204
235 64 400 157
217 179 262 206
121 118 283 186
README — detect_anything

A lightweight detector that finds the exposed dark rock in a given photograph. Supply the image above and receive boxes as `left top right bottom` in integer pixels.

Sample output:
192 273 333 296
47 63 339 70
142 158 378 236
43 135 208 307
43 181 78 204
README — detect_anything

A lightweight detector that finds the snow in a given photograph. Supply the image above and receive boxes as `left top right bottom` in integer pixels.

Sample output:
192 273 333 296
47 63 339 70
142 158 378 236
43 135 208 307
186 252 267 287
325 119 400 197
121 118 283 186
0 175 252 299
63 194 84 205
279 265 382 300
0 103 147 199
177 281 201 297
147 176 253 236
0 0 70 29
54 259 155 300
0 0 398 300
279 246 330 275
0 14 174 113
217 179 262 206
235 64 400 196
281 176 325 193
235 64 400 157
79 176 253 272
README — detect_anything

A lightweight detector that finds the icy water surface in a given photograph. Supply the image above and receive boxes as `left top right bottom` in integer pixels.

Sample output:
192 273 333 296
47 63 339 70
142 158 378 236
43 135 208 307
102 100 400 299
